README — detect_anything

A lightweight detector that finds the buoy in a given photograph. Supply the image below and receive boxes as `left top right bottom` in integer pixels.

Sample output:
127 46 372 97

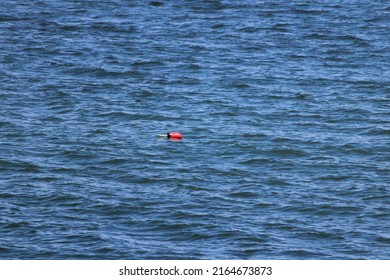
157 132 183 140
168 132 182 139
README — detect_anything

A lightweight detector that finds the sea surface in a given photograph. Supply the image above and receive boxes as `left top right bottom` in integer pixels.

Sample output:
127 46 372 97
1 0 389 259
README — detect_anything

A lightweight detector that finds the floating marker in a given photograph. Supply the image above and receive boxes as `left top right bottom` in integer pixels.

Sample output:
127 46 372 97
168 132 183 139
157 132 183 140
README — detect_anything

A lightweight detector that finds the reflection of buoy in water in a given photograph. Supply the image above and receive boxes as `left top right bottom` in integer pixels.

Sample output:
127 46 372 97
157 132 183 140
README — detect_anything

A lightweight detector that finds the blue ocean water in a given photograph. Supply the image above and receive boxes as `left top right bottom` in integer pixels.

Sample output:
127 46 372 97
0 0 389 259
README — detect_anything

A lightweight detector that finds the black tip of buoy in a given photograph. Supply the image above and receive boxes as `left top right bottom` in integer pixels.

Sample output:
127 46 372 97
167 132 183 140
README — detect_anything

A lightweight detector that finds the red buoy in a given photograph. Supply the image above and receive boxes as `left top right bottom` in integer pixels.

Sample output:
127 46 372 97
167 132 183 140
157 132 183 140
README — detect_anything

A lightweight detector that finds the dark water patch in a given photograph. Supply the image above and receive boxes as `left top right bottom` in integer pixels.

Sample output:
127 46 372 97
362 127 390 136
254 202 274 208
281 203 363 217
238 27 260 34
362 195 390 202
0 159 41 173
266 147 308 157
266 178 293 187
0 15 27 22
375 236 390 245
0 247 10 254
283 249 327 259
316 174 353 181
60 24 82 32
150 1 164 7
228 191 259 199
98 158 128 166
4 221 30 229
238 158 273 165
180 1 226 13
299 230 345 241
211 23 226 29
131 60 165 67
89 22 137 34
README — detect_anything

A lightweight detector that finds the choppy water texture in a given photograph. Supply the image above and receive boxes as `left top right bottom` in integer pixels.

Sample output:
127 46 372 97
1 0 390 259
